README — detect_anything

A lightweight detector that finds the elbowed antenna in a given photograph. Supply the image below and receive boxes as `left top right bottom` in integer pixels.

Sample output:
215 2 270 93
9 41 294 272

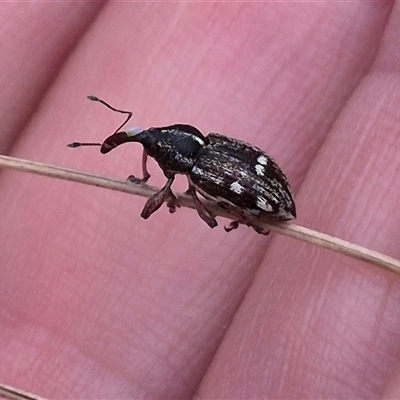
87 95 133 135
67 96 135 149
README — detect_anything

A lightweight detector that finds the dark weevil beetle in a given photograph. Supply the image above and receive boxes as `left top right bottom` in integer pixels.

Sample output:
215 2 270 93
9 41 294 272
68 96 296 234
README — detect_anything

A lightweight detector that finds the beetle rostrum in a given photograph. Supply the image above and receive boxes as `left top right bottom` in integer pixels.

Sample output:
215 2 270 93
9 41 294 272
68 96 296 234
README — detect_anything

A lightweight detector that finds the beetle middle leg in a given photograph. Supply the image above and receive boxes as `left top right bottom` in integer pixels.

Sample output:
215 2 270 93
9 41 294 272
217 202 241 233
141 176 176 219
187 185 217 229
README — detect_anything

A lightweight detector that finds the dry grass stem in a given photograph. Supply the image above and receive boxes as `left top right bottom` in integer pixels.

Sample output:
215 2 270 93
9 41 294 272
0 383 47 400
0 154 399 275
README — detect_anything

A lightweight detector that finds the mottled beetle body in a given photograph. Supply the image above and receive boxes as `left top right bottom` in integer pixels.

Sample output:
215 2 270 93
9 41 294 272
69 96 296 234
189 133 295 221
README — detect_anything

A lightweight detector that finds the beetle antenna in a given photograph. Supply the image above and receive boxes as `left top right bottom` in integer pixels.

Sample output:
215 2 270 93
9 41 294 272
87 95 133 134
67 142 102 148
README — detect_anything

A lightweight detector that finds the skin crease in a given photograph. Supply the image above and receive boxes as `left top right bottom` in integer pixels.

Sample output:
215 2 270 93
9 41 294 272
1 2 400 399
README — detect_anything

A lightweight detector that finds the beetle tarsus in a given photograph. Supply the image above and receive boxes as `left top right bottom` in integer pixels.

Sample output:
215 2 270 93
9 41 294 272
224 221 239 232
166 191 179 213
251 224 269 235
127 175 149 184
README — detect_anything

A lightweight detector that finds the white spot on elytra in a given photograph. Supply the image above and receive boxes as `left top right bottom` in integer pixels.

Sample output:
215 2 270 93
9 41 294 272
230 181 244 194
192 165 204 176
193 136 205 145
255 164 265 176
257 155 268 165
256 196 273 212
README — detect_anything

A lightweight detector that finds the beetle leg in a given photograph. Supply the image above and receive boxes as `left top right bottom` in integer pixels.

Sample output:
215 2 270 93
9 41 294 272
127 150 151 184
250 224 270 235
141 150 151 182
166 191 178 214
217 203 241 232
127 175 143 184
141 176 175 219
187 185 218 229
219 203 270 235
224 221 239 232
161 171 179 213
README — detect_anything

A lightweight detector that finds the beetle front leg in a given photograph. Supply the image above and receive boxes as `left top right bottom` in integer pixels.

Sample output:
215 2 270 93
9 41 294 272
127 150 151 184
187 185 217 229
141 176 175 219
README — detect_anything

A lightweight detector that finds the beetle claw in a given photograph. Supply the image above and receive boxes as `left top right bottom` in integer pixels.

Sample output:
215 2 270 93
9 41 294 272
224 221 239 232
251 225 270 235
127 175 149 184
166 192 179 213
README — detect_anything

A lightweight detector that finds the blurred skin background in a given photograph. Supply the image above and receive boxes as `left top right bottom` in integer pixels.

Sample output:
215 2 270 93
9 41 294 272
1 2 400 399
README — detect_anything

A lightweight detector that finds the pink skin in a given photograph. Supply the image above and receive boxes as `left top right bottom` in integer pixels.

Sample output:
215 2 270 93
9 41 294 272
1 2 400 399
